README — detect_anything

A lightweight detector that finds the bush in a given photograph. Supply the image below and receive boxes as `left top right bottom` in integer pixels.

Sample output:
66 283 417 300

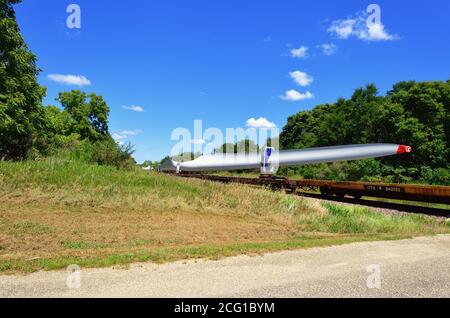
419 167 450 185
92 138 136 169
39 134 135 169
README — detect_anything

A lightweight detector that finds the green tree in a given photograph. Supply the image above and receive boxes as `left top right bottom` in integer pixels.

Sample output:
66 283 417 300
56 90 110 142
42 106 71 137
141 160 153 167
172 152 202 162
280 104 332 149
235 139 259 153
215 143 235 154
0 0 46 159
216 140 259 154
388 81 449 169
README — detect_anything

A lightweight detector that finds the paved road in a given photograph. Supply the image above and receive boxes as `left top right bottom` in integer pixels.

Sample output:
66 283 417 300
1 235 449 298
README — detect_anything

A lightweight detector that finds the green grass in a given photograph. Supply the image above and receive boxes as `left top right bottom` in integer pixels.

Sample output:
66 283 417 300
300 203 445 234
0 157 202 202
0 157 448 274
62 241 109 250
0 157 310 215
8 221 55 235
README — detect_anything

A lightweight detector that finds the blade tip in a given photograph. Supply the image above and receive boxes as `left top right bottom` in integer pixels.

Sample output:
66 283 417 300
397 145 412 154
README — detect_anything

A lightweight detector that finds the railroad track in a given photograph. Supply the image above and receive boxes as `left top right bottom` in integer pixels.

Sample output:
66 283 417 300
174 173 450 218
299 193 450 218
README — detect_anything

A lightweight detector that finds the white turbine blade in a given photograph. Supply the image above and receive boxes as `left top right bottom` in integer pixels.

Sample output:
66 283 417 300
180 152 260 172
277 143 407 166
177 144 411 172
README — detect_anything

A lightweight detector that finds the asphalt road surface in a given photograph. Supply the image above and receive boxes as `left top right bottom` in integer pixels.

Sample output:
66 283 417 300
1 235 449 298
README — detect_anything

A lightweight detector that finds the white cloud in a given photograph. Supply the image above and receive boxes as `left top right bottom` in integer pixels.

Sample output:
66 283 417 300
290 46 308 58
48 74 91 86
112 130 142 141
360 23 395 41
122 105 145 112
289 71 313 87
328 13 398 42
280 90 314 101
246 117 277 129
120 130 142 136
318 43 338 56
328 19 356 39
112 133 126 141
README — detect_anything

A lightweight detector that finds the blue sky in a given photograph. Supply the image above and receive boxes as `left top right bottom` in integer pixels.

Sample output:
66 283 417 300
15 0 450 162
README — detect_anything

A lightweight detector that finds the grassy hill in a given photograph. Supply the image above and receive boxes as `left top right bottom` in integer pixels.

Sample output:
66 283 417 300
0 158 448 273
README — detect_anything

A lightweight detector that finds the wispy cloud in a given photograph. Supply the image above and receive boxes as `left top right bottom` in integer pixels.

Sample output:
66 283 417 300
112 130 142 141
246 117 277 129
329 19 356 39
122 105 145 112
328 11 398 41
112 133 127 141
289 71 313 87
317 43 338 56
280 90 314 101
120 130 142 136
290 46 308 58
48 74 91 86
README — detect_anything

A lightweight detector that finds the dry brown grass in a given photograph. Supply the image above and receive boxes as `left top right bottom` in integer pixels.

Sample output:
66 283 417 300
0 199 303 263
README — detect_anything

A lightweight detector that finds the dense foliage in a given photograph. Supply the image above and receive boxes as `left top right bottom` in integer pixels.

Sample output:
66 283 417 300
215 139 260 154
0 0 46 159
0 1 134 168
279 82 450 185
36 90 135 169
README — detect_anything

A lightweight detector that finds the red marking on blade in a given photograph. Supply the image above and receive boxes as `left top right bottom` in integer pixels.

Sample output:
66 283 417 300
397 145 412 154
